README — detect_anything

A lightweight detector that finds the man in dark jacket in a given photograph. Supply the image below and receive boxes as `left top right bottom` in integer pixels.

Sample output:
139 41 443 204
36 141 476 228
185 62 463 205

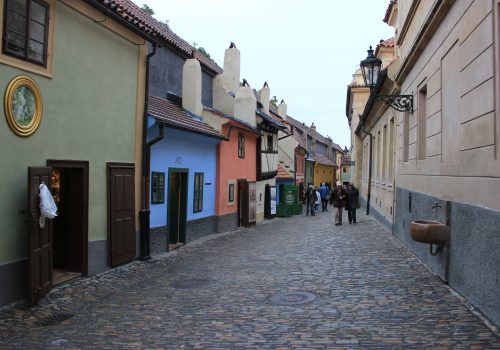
330 181 346 225
345 182 359 224
305 184 315 216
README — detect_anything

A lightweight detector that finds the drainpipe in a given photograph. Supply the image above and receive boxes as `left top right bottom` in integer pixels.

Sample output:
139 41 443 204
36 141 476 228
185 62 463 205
361 123 373 216
139 44 157 260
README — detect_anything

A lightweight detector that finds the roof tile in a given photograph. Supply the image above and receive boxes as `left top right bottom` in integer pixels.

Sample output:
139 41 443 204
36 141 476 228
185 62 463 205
93 0 222 74
148 95 225 139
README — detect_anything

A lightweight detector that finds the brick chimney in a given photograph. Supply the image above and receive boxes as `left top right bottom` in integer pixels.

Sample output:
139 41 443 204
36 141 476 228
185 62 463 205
182 58 203 116
234 79 256 127
261 82 270 115
278 99 287 121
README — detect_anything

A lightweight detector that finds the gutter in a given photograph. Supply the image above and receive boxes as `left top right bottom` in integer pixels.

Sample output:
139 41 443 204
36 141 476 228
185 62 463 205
360 121 373 216
139 44 157 261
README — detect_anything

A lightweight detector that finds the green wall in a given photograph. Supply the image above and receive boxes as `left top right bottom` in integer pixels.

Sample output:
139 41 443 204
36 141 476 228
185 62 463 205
0 2 140 263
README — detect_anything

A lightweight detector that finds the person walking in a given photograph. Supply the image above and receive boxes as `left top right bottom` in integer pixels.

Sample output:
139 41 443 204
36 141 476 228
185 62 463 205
319 183 329 212
330 181 346 225
308 186 317 216
345 182 359 224
305 184 313 216
315 186 321 213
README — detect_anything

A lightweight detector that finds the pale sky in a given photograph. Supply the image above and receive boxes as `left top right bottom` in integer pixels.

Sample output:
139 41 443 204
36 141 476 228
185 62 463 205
132 0 394 149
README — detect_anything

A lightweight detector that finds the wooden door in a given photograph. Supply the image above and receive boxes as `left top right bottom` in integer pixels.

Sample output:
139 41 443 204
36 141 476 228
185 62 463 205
28 166 52 305
237 179 248 227
168 170 187 244
107 164 136 267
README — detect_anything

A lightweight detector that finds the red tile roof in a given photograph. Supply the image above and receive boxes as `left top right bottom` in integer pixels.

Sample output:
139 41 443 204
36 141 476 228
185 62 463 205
90 0 222 74
314 154 336 167
276 163 293 180
383 0 397 23
379 37 395 48
148 95 226 139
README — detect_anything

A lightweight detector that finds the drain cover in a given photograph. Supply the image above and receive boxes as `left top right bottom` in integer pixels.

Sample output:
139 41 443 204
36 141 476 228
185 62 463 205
36 312 74 326
173 278 211 289
269 291 316 306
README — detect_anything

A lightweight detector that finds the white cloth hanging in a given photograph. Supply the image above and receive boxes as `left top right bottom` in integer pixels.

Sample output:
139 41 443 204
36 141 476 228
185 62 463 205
39 183 57 228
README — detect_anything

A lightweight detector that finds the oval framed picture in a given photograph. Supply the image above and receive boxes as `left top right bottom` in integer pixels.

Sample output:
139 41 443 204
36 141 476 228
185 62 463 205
4 76 43 137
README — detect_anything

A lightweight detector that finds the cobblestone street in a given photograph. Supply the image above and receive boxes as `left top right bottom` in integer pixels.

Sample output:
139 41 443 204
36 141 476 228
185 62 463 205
0 210 499 349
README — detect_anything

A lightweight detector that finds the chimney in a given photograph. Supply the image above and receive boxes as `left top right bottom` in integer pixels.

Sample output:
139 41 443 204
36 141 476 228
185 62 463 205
310 123 317 155
182 58 203 116
278 99 287 121
261 82 270 115
234 79 256 127
222 42 240 94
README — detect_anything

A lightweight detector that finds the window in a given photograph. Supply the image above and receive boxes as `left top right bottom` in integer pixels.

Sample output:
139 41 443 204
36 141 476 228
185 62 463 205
227 181 236 205
151 172 165 204
382 124 387 183
238 132 245 158
388 118 395 183
403 112 409 162
3 0 49 66
418 85 427 160
193 172 204 213
267 134 274 151
343 167 347 173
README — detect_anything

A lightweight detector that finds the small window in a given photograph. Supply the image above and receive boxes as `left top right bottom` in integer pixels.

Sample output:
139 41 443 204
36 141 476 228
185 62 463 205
343 167 348 173
267 134 274 151
193 172 204 213
228 183 235 204
238 132 245 158
151 172 165 204
3 0 50 66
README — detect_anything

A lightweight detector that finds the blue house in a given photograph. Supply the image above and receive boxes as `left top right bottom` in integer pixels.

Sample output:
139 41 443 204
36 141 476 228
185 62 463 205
147 93 225 254
143 20 224 255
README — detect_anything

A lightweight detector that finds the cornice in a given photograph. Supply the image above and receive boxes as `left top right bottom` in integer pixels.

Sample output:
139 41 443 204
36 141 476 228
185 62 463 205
395 0 455 84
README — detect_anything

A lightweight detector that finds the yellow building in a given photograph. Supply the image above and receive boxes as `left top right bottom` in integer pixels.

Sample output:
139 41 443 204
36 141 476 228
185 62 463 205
313 154 336 187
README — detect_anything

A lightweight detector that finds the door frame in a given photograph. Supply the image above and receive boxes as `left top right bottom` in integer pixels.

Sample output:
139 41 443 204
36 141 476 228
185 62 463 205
167 168 188 246
46 160 89 276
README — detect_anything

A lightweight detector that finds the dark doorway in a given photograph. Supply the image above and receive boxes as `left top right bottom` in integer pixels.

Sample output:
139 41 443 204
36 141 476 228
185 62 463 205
237 179 248 227
168 168 188 249
298 182 305 202
48 161 89 284
107 163 136 267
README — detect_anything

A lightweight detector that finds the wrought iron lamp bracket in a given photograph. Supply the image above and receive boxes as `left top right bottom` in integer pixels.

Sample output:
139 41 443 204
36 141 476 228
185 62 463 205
372 94 414 114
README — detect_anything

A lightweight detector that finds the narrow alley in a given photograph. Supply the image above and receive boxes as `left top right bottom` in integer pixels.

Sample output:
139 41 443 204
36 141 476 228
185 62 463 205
0 210 498 349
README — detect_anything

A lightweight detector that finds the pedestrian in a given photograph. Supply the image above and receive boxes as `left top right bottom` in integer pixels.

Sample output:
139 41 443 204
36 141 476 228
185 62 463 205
345 182 359 224
315 186 321 213
308 185 317 216
304 184 312 216
319 183 329 212
330 181 346 225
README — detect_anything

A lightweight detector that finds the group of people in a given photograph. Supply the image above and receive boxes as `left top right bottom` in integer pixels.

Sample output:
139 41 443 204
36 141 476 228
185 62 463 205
305 181 359 225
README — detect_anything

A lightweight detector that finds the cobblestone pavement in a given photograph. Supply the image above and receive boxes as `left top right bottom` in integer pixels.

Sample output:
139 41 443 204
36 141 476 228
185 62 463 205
1 210 499 349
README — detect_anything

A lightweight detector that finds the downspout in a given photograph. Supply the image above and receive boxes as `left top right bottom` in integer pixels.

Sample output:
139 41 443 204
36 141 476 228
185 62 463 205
139 44 157 260
361 122 373 216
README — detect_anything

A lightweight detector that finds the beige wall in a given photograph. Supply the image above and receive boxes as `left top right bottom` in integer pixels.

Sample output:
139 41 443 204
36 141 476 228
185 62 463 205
361 106 398 225
396 0 500 211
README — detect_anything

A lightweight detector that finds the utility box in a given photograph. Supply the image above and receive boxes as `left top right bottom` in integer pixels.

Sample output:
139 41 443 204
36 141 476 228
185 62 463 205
277 184 302 217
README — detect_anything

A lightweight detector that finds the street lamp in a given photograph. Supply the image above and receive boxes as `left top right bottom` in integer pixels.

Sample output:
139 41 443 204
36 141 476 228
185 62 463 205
360 46 413 114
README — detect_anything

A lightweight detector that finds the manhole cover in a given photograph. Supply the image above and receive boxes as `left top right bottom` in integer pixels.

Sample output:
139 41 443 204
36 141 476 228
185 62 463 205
173 278 211 289
269 291 317 306
36 312 74 326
